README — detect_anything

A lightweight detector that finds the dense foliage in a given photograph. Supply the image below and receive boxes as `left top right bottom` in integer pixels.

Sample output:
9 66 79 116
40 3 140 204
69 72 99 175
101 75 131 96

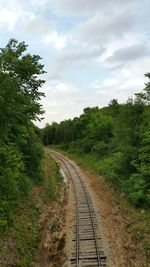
0 39 45 232
41 75 150 207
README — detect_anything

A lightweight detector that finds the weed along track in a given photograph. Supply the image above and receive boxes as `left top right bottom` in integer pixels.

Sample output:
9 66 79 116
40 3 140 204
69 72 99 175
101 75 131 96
48 150 107 267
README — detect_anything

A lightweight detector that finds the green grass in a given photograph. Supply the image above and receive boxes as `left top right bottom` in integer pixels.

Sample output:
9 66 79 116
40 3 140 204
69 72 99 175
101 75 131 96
43 152 63 202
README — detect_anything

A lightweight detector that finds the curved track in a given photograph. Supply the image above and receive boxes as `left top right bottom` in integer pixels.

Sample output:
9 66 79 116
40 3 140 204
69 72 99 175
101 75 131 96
48 150 106 267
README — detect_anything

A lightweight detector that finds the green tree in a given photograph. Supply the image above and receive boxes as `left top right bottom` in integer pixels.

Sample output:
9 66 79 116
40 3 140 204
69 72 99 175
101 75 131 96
0 39 45 231
40 73 150 207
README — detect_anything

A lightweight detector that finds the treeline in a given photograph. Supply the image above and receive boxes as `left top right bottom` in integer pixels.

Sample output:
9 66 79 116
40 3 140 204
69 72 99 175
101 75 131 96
0 40 45 232
41 75 150 207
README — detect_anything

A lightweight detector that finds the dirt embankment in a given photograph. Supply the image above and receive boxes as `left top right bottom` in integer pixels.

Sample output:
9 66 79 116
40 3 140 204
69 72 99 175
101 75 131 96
0 154 68 267
35 188 67 267
35 158 68 267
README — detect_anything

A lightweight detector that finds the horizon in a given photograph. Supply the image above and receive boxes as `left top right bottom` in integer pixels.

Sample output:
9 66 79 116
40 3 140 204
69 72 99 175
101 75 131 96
1 0 150 127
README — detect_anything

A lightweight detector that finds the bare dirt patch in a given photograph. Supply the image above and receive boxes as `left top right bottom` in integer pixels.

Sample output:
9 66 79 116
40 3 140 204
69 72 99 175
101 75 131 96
33 186 67 267
35 189 67 267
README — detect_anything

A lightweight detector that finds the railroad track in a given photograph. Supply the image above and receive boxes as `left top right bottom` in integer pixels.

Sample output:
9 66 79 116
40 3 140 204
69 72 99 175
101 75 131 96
48 150 107 267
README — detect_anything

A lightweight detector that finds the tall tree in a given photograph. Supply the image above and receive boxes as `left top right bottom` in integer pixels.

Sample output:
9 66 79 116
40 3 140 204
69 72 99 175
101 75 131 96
0 39 45 231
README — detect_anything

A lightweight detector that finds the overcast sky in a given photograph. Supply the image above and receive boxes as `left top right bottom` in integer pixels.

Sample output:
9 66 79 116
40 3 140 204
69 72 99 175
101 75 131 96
1 0 150 127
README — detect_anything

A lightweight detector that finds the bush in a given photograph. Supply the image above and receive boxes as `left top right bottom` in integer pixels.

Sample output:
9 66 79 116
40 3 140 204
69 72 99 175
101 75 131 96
21 127 44 183
125 174 147 206
0 145 30 232
92 141 109 156
96 152 124 182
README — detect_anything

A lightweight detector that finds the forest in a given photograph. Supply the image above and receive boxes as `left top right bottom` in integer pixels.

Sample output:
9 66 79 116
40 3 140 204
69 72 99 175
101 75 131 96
41 77 150 207
0 39 45 233
0 39 149 233
0 39 150 265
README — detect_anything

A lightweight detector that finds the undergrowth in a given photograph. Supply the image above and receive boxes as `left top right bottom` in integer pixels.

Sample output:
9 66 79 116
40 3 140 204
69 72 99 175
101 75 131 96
0 153 63 267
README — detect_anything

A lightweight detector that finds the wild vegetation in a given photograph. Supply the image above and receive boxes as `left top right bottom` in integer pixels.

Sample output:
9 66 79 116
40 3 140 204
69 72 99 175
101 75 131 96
0 39 46 233
0 39 65 265
0 38 150 264
41 75 150 208
0 153 63 266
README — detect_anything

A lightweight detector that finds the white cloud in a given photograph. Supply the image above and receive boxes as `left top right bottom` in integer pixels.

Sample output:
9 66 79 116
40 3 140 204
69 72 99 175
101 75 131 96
22 15 67 50
54 0 139 15
106 43 150 65
22 16 53 36
31 0 49 7
51 46 105 75
74 11 134 46
42 31 67 49
38 80 82 127
0 6 29 31
0 0 149 126
49 8 139 75
90 78 119 89
113 57 150 82
54 83 72 92
0 8 17 30
92 70 147 104
0 1 36 32
44 79 76 93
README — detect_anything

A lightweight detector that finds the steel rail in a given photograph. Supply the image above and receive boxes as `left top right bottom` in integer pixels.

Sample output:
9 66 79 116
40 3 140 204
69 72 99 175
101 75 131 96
62 155 101 267
48 150 106 267
48 150 80 267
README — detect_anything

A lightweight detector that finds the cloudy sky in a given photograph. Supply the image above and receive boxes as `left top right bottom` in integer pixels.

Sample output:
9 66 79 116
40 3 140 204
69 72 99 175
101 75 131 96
1 0 150 127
